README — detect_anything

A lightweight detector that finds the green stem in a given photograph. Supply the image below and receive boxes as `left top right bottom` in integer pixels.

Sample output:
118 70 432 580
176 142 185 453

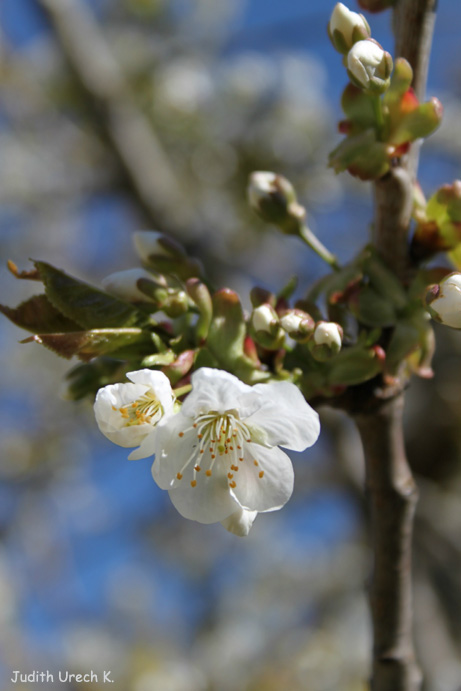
371 94 385 139
299 224 341 271
173 384 192 398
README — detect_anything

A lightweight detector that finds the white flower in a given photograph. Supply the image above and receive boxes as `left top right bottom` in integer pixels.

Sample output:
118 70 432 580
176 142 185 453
152 368 320 531
101 268 158 302
280 312 303 334
313 322 343 349
347 40 391 91
427 273 461 328
329 3 370 52
94 369 175 461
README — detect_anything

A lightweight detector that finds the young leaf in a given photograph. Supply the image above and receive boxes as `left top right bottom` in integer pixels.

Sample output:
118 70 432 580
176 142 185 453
0 294 81 333
35 261 146 329
21 328 156 361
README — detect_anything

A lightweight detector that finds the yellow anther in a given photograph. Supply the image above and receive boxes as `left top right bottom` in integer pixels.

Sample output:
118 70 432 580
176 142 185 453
112 405 117 411
227 473 234 479
253 460 259 466
229 481 237 489
178 432 184 437
239 457 244 462
259 471 264 479
211 454 216 459
205 470 212 477
177 472 183 480
191 480 197 488
194 465 201 472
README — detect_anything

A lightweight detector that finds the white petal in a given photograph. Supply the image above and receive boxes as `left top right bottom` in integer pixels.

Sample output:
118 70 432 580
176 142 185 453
151 413 196 489
231 444 294 513
168 481 239 524
245 381 320 451
221 508 258 536
127 369 175 414
182 368 252 416
128 429 158 460
94 382 153 447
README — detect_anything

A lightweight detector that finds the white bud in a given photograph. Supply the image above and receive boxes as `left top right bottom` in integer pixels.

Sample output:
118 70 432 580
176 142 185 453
221 508 258 537
134 230 184 262
347 40 391 92
314 322 343 350
427 273 461 328
280 312 304 334
329 3 370 52
251 304 278 333
101 268 157 301
248 172 278 210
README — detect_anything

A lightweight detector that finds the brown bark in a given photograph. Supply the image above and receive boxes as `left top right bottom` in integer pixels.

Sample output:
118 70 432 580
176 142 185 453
359 3 438 689
356 398 421 690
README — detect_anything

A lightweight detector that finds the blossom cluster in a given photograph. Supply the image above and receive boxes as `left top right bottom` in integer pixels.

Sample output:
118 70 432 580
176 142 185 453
94 367 320 536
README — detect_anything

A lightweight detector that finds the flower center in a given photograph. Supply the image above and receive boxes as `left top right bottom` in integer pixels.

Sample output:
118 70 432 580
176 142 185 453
113 391 163 427
175 409 266 489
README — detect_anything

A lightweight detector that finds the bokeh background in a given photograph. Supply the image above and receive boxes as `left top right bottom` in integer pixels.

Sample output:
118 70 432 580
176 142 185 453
1 1 461 689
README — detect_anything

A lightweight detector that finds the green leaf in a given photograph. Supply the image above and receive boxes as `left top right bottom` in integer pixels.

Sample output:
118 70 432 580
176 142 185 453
0 294 81 333
35 261 146 329
21 328 156 361
328 345 383 386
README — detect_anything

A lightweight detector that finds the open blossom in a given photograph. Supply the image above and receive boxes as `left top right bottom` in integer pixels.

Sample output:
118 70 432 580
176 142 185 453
152 368 320 532
94 369 175 461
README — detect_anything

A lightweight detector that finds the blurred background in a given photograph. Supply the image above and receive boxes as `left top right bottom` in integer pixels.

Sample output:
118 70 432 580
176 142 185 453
1 1 461 689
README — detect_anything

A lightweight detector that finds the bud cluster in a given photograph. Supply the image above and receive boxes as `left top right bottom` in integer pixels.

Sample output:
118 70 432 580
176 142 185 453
328 4 442 181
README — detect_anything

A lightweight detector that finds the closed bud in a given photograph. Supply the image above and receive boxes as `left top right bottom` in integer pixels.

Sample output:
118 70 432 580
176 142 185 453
280 309 315 342
101 268 164 302
309 321 343 361
250 304 285 349
248 172 305 235
134 230 185 262
163 290 190 318
328 3 370 55
347 40 393 93
426 273 461 329
134 230 202 280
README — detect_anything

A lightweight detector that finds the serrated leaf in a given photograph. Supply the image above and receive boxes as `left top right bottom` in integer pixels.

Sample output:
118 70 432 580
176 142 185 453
0 294 81 333
35 261 146 329
21 328 155 361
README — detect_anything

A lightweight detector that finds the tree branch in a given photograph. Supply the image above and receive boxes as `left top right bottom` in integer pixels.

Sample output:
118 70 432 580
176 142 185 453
355 397 422 690
357 4 439 689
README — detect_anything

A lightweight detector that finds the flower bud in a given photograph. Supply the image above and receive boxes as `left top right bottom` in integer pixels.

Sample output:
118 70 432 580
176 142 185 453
250 304 285 349
280 309 315 342
328 3 370 55
309 321 343 361
101 268 164 302
347 40 393 93
426 273 461 329
134 230 185 262
248 172 305 235
134 230 202 280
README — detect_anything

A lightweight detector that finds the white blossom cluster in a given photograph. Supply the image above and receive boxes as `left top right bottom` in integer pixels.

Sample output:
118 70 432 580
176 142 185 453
94 368 320 536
